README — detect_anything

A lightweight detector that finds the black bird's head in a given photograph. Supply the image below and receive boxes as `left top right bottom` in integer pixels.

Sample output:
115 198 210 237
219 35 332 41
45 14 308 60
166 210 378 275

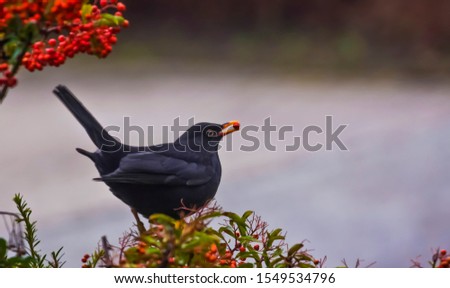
175 121 240 153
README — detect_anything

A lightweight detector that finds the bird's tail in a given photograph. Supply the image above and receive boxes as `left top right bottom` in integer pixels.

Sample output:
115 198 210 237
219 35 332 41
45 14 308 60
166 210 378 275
53 85 121 153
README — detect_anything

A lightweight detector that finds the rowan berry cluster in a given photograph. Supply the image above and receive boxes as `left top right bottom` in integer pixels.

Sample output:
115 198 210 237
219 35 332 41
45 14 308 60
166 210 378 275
0 0 128 101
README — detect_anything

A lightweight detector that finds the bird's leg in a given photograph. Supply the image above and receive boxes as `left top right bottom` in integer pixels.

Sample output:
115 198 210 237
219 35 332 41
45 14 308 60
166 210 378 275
131 207 146 234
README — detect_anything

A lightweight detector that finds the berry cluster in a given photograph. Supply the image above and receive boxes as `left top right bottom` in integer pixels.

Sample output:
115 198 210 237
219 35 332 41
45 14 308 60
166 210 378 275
213 232 262 268
84 209 316 268
0 0 128 101
437 249 449 268
81 253 90 268
0 63 17 87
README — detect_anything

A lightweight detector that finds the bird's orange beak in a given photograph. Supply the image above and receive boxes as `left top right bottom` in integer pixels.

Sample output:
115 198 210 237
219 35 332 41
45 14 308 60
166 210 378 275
220 120 240 136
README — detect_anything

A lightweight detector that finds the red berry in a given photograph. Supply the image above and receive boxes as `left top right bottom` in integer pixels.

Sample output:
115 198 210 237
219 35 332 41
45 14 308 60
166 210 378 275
239 246 245 253
100 0 108 7
6 77 17 87
440 249 447 256
253 244 260 251
0 63 8 71
116 2 126 11
4 71 13 78
48 38 57 47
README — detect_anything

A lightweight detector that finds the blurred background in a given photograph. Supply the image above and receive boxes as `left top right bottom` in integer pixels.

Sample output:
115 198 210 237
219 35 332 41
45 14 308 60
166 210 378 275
1 0 449 267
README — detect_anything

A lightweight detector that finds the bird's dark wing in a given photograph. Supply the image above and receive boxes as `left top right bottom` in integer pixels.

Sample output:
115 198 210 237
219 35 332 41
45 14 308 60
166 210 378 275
94 152 214 186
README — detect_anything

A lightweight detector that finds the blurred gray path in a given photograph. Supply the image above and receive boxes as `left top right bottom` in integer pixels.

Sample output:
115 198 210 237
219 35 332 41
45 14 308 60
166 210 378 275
1 66 449 267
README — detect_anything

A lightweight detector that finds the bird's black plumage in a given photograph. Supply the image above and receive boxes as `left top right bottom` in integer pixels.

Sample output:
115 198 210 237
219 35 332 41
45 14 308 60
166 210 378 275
53 85 239 218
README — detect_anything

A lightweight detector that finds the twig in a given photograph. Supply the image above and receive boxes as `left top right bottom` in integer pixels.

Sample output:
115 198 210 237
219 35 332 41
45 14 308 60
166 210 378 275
131 208 146 234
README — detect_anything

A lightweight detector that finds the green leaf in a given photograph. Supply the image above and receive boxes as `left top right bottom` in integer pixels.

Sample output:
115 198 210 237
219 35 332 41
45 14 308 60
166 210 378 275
237 262 254 268
288 243 304 257
241 210 253 222
100 13 122 26
81 4 93 20
149 213 176 225
21 22 39 42
297 262 315 268
262 251 271 267
266 228 285 247
223 212 248 236
198 211 222 221
270 257 284 267
270 228 283 237
145 247 162 255
142 236 161 247
238 235 257 243
3 39 19 57
0 238 7 260
239 250 260 262
180 237 201 251
218 226 236 240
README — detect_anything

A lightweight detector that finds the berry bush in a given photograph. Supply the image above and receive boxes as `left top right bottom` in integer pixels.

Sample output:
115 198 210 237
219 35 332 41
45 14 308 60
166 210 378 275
2 194 449 268
90 206 317 268
0 0 128 102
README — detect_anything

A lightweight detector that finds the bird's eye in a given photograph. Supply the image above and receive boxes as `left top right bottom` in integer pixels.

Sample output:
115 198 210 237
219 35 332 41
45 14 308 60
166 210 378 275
206 129 218 137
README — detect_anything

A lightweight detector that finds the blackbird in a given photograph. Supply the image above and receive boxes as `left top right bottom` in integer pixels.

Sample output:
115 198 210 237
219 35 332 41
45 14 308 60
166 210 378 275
53 85 239 218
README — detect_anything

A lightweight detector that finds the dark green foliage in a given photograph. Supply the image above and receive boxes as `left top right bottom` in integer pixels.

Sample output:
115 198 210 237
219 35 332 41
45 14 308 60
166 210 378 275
6 194 65 268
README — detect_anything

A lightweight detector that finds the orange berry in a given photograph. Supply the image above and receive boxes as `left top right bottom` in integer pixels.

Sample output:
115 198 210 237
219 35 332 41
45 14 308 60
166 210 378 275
210 243 218 253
